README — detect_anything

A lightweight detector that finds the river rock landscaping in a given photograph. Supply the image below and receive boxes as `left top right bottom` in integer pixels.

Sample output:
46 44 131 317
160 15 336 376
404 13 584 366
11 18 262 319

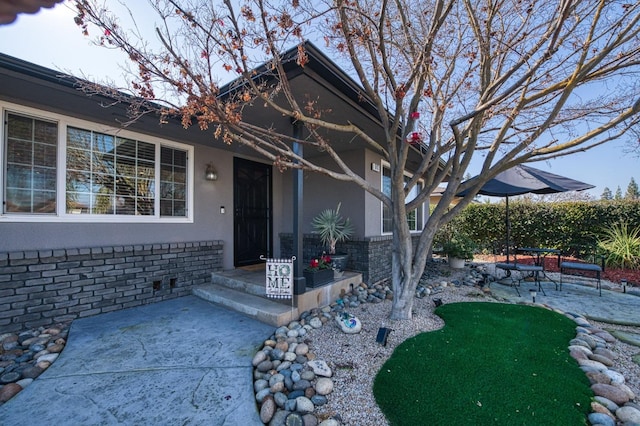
252 262 640 425
0 322 70 404
0 262 638 425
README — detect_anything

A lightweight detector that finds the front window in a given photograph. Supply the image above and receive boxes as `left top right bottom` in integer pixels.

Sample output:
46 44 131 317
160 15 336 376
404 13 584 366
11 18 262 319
66 127 156 215
4 113 57 214
3 107 192 221
382 165 424 233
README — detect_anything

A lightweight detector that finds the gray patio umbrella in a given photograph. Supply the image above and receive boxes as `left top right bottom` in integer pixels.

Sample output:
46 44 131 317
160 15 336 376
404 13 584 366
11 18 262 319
458 164 594 262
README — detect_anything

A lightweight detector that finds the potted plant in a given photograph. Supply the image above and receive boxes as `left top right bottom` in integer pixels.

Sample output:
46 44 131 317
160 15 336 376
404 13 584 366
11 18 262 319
311 202 354 272
441 233 476 268
303 254 334 287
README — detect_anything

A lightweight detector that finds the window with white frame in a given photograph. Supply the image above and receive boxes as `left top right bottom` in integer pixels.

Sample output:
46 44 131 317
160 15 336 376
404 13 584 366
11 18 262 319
159 146 187 216
3 109 192 221
382 164 424 233
4 113 58 213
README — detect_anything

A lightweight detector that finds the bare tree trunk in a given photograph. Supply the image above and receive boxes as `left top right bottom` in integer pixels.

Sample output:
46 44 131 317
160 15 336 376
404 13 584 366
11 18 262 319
388 189 419 319
388 195 442 319
72 0 640 322
390 274 415 320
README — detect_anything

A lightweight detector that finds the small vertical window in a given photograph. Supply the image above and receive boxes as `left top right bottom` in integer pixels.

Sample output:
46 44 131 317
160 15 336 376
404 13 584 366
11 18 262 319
160 146 187 217
382 165 424 233
382 167 393 233
4 113 57 213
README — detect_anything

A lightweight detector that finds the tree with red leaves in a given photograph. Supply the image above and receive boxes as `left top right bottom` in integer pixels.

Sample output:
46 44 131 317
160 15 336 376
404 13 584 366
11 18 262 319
72 0 640 320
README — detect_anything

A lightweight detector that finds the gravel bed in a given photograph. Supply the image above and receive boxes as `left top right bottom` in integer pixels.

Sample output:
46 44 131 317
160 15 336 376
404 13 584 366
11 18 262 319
307 271 640 425
589 320 640 398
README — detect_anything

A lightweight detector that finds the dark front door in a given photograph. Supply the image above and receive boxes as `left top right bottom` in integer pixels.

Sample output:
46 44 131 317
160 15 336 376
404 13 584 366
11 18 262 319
234 157 272 267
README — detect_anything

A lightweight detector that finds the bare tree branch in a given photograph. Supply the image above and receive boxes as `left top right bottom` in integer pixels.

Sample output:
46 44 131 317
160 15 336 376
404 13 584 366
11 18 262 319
72 0 640 320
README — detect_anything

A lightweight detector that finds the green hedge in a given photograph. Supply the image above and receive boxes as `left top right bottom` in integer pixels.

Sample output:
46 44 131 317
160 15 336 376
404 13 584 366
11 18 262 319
450 200 640 256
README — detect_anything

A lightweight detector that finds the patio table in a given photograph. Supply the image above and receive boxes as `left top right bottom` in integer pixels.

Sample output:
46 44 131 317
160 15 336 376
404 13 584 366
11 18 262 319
517 247 561 268
517 247 561 290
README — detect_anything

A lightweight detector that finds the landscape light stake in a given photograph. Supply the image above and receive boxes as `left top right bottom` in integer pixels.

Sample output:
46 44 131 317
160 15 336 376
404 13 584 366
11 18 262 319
376 327 392 346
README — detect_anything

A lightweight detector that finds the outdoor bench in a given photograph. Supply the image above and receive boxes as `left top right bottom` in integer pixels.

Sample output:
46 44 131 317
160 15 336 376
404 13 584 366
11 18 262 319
559 260 603 296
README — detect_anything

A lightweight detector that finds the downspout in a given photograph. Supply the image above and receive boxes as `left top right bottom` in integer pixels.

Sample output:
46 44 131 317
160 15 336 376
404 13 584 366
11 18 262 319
292 120 306 294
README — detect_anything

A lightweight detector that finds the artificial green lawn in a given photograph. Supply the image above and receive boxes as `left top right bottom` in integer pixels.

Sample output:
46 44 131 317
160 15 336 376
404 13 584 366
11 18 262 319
373 302 593 425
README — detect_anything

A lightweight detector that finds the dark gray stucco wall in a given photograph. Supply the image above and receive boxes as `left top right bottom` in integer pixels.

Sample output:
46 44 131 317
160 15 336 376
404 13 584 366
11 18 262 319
0 143 232 258
280 233 422 285
0 64 284 271
279 148 374 239
0 141 282 271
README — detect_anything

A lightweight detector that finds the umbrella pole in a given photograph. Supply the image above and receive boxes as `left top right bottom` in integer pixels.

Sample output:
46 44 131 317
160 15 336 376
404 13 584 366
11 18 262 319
505 196 510 263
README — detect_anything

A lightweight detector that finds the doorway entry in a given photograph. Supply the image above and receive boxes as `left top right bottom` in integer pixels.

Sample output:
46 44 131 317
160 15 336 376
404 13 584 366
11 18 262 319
233 157 273 267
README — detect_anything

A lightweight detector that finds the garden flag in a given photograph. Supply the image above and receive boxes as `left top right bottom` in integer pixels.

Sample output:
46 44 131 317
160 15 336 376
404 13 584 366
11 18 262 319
265 257 293 299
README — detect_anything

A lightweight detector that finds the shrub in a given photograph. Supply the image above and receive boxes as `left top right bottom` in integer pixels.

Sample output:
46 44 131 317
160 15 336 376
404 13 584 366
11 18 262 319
453 199 640 254
435 221 477 259
441 233 477 259
597 223 640 269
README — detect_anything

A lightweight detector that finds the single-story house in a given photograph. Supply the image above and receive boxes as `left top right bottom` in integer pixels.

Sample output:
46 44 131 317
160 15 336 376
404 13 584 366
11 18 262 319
430 186 464 207
0 42 433 332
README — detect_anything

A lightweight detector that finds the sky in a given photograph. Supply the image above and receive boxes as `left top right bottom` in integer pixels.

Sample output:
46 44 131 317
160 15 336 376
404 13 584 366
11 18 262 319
1 2 638 199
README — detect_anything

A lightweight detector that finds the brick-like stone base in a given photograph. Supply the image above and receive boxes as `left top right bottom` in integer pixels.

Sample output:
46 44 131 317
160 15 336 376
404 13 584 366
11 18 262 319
0 241 223 334
279 233 421 285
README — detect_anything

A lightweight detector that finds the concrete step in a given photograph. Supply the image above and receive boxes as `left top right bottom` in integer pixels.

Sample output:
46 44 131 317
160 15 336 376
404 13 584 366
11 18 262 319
211 272 268 298
194 269 363 327
209 268 292 306
192 284 298 327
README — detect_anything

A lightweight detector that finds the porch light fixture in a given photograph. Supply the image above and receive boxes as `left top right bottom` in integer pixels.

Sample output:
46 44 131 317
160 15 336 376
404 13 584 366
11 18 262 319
205 163 218 181
529 289 537 303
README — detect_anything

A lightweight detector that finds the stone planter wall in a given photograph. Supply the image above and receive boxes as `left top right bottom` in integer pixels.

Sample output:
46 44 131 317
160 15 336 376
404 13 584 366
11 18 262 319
280 233 421 285
0 241 223 334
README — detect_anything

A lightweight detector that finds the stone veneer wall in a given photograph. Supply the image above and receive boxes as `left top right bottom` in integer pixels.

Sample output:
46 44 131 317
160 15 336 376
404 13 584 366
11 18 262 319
280 233 421 285
0 241 223 334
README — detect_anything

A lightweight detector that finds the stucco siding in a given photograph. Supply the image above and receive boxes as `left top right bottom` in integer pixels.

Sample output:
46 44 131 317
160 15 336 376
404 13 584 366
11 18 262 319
0 143 240 267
